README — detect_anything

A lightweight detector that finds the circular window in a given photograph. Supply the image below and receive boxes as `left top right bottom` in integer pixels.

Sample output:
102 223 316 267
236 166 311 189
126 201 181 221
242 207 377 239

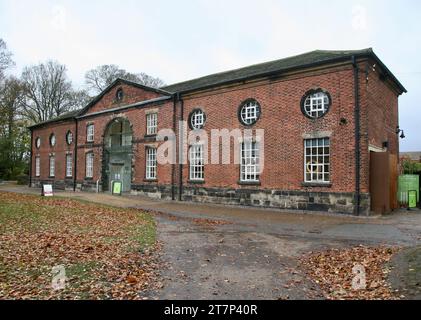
50 134 56 147
189 109 206 130
116 88 124 101
66 131 73 145
238 99 261 126
301 89 331 119
35 137 41 149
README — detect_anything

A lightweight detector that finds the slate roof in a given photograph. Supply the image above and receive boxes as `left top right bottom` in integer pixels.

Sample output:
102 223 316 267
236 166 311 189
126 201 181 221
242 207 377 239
28 109 81 128
162 49 406 94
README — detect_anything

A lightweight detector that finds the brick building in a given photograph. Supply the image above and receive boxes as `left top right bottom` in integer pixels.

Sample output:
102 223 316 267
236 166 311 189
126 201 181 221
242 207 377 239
28 49 406 215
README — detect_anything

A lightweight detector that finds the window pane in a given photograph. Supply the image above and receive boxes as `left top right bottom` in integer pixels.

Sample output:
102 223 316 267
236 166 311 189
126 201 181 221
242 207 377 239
304 138 330 183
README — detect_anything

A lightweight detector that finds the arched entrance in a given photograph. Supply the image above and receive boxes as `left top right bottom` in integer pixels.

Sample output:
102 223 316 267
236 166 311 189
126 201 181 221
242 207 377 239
102 118 133 193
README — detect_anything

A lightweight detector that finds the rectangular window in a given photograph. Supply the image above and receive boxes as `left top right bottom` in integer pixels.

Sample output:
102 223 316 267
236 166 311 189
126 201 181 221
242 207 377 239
66 154 73 177
146 113 158 136
86 153 94 178
87 124 95 142
189 144 204 181
304 138 330 183
35 156 40 177
240 141 260 182
49 156 55 177
146 147 157 180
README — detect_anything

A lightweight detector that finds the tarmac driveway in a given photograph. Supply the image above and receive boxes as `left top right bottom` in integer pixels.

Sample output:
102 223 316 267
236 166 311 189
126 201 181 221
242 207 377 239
1 182 421 299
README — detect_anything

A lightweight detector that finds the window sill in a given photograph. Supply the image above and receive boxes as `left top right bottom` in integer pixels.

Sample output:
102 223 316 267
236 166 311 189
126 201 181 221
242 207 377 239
144 134 157 139
144 179 158 183
48 176 55 179
85 177 94 181
238 180 261 186
188 180 205 185
301 182 332 188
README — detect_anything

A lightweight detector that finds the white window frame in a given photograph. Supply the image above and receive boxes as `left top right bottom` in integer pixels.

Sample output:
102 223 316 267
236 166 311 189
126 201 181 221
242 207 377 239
35 156 40 177
87 124 95 142
50 134 56 147
146 147 157 180
36 137 41 149
304 138 330 183
189 144 205 181
85 152 94 178
146 113 158 136
240 140 260 182
66 154 73 178
303 92 329 119
190 109 205 130
66 131 73 145
49 156 55 177
240 100 260 126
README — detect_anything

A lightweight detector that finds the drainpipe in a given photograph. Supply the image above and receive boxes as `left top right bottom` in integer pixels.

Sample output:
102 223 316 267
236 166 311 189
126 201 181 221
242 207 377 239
73 118 78 191
28 128 33 188
178 92 184 201
352 56 361 216
171 94 177 200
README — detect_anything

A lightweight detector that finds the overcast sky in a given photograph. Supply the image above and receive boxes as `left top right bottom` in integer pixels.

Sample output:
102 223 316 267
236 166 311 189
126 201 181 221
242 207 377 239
0 0 420 151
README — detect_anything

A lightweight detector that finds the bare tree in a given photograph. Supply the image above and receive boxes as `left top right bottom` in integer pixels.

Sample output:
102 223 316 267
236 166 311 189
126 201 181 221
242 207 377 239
0 77 24 138
0 76 29 179
85 64 165 94
20 61 78 123
136 72 166 89
0 39 15 81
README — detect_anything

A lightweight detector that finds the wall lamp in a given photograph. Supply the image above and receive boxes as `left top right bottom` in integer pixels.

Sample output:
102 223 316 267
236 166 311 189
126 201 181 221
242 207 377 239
396 126 406 139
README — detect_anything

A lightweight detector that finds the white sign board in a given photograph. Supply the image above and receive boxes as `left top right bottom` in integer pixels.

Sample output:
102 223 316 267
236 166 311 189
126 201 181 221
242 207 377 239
43 184 54 197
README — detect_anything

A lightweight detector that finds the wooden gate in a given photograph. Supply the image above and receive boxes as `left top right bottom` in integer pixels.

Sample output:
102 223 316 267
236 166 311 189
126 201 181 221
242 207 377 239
369 151 398 215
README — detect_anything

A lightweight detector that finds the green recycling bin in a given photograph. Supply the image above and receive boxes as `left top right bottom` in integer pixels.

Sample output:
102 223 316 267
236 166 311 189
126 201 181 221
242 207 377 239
408 190 417 209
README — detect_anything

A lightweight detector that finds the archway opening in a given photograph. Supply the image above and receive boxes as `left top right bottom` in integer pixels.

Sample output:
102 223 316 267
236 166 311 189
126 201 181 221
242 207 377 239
102 118 133 192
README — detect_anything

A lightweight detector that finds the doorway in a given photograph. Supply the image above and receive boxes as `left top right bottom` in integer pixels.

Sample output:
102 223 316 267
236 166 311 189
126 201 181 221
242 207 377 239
102 118 133 193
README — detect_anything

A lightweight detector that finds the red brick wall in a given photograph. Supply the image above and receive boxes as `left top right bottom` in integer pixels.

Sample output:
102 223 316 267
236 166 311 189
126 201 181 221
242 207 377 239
75 101 174 185
84 83 163 115
359 59 400 194
181 65 358 193
30 60 401 202
31 120 76 181
364 61 399 155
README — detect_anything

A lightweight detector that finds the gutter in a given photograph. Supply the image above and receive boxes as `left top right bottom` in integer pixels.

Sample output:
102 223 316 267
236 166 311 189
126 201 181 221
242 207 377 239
171 94 177 200
73 118 78 191
352 56 361 216
178 92 184 202
76 96 172 120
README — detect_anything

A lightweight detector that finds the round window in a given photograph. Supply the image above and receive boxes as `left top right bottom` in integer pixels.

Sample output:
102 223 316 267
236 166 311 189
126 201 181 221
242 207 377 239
239 99 261 126
50 134 56 147
35 137 41 149
189 109 206 130
301 90 331 119
66 131 73 145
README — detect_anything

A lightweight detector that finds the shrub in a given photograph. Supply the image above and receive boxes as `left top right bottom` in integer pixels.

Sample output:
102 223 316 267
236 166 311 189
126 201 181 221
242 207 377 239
16 174 29 185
